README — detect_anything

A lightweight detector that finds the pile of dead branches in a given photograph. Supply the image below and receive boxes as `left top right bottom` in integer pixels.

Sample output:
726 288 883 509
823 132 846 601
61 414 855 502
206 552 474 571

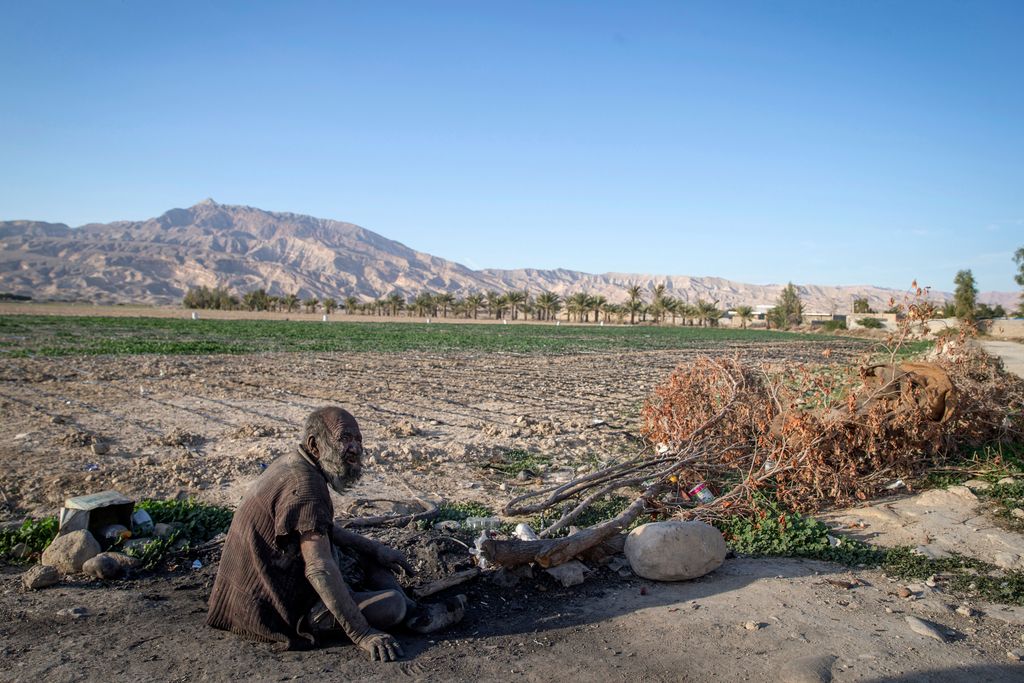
479 337 1024 570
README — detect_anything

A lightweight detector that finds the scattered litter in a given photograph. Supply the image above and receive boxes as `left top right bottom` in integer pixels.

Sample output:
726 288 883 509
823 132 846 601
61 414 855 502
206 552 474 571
191 559 203 570
84 463 99 472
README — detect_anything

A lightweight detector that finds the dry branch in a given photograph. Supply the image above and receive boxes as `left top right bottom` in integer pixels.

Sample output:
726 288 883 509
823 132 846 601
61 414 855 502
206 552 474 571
338 498 439 528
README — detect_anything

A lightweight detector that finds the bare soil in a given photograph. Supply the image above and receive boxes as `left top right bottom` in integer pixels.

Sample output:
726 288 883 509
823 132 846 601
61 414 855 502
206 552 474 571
2 344 1024 681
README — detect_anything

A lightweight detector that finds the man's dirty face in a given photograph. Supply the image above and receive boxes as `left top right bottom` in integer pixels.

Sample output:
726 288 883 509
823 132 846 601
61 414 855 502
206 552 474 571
320 410 364 493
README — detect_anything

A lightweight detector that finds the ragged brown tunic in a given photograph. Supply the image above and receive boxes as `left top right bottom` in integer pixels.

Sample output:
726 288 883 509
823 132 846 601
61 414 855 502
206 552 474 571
206 448 334 649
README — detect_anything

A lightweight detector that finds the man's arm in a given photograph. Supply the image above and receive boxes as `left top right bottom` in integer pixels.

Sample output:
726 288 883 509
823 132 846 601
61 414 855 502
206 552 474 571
300 531 403 662
331 523 415 575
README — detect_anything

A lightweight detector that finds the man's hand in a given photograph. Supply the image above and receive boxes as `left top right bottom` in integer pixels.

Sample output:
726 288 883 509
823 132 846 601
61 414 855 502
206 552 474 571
372 543 415 576
356 630 404 662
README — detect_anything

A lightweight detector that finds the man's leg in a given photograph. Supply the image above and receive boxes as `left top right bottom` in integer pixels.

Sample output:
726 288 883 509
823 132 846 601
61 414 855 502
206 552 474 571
357 554 466 634
309 588 407 633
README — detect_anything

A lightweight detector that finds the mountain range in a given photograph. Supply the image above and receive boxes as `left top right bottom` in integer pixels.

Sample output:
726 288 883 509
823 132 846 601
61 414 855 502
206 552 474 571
0 199 1016 313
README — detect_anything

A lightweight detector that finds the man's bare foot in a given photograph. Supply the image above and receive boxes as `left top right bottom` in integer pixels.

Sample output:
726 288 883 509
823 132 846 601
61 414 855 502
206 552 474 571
404 594 467 634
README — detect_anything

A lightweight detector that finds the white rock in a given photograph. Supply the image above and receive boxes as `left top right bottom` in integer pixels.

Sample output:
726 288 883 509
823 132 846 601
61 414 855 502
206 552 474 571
41 530 101 574
999 477 1017 485
962 479 992 492
993 552 1024 570
545 560 588 587
625 520 727 582
905 615 949 643
513 523 540 541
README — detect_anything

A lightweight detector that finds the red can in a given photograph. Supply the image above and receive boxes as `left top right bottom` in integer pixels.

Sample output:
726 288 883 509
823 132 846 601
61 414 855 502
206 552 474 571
688 482 715 504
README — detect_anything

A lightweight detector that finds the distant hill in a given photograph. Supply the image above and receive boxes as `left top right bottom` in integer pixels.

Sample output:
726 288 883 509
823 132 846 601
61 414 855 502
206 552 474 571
0 199 1017 312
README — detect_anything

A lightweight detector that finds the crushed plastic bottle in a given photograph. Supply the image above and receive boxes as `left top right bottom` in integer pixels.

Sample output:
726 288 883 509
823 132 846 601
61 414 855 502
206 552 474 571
464 516 501 531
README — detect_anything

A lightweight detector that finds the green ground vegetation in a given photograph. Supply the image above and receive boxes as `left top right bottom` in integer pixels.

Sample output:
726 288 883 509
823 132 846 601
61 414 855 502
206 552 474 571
1 498 233 570
0 315 844 357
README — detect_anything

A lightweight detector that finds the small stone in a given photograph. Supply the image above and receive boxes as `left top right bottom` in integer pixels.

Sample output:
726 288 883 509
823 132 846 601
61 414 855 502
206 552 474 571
1013 509 1024 520
885 607 894 614
925 575 937 588
91 441 110 455
8 542 29 560
999 477 1017 485
956 604 977 618
744 621 762 631
898 586 913 599
57 606 89 619
545 560 588 587
1008 650 1023 662
905 615 950 643
516 469 534 481
22 564 60 590
41 529 101 574
962 478 991 492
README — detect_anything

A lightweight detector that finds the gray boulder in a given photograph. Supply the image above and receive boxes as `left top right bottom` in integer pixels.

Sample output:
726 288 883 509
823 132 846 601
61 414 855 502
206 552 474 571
624 520 727 581
22 564 60 590
41 529 101 574
83 551 141 579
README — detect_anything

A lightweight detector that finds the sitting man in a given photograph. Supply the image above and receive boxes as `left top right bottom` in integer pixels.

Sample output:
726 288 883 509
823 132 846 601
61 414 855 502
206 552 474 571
207 406 463 660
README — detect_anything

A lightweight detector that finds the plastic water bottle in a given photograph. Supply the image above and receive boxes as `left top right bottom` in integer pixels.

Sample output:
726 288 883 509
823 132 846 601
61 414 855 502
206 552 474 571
464 516 501 530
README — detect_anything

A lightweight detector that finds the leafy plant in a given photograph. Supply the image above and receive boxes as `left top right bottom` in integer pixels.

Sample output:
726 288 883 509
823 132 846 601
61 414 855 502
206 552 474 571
857 317 884 329
487 449 551 477
0 517 59 562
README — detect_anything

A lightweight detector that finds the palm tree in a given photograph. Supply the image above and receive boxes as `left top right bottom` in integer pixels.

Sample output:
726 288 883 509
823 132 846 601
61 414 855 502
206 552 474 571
663 297 680 325
385 292 405 316
734 305 754 329
303 297 319 314
344 296 359 315
465 292 485 319
414 291 435 317
485 290 505 319
284 293 300 313
505 290 527 321
535 291 561 321
322 297 338 314
626 285 643 324
435 292 456 318
590 295 608 324
695 299 721 327
567 292 590 322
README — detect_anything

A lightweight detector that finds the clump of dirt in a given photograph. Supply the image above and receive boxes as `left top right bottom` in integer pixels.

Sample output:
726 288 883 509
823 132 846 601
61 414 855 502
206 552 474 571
226 423 280 440
59 429 96 447
152 428 204 449
384 420 422 437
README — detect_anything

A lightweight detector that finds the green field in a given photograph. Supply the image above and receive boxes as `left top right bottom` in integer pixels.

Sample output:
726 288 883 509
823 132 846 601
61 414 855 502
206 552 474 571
0 315 845 357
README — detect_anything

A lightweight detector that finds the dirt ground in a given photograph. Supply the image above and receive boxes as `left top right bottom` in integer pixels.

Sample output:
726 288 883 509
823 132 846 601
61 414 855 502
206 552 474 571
3 341 1024 681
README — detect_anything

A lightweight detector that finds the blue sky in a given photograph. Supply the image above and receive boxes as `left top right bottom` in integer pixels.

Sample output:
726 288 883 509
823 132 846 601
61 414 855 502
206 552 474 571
1 1 1022 291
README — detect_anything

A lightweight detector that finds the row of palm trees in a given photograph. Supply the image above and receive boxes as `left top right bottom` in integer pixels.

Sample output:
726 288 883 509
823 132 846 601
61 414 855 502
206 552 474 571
186 284 761 327
321 285 757 328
